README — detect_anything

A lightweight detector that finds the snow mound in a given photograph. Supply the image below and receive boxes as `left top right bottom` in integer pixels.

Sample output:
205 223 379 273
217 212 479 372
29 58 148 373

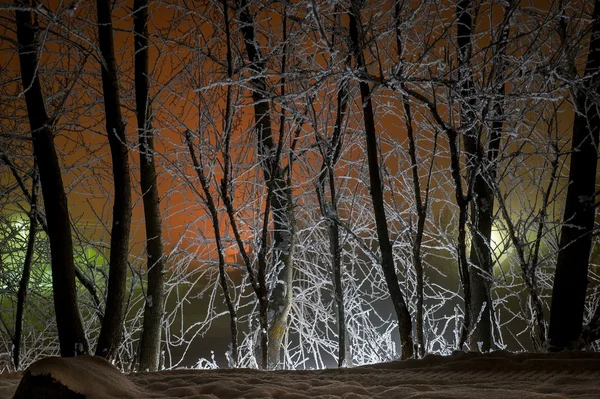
14 355 147 399
1 351 599 398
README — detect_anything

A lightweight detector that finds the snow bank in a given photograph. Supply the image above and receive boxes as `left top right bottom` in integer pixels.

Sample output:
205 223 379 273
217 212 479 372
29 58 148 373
1 351 599 398
11 356 147 398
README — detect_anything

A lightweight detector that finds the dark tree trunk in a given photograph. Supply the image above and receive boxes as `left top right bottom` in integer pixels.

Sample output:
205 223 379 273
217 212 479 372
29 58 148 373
95 0 132 360
186 130 239 367
456 0 501 351
394 2 441 358
329 181 346 367
348 2 414 360
13 170 38 369
403 96 436 358
467 5 511 352
446 129 473 350
15 0 89 357
220 63 269 368
237 0 295 369
468 179 494 351
134 0 166 372
549 0 600 350
222 184 269 369
329 95 348 368
456 0 487 350
314 78 349 367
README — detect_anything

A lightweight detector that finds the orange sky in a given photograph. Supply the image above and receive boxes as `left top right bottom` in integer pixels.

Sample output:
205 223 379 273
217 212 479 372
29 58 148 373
1 0 591 272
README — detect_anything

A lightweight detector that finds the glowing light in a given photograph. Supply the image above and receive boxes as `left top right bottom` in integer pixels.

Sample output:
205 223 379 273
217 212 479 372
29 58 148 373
490 226 510 266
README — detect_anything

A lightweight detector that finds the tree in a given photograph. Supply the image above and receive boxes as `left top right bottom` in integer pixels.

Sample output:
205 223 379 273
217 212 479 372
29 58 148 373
309 78 350 366
237 0 296 369
14 0 89 357
134 0 167 371
550 0 600 350
12 168 38 369
455 0 514 352
94 0 133 360
186 129 239 366
347 0 414 360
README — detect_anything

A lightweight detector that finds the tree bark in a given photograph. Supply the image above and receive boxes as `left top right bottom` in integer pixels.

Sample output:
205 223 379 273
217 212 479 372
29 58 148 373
348 1 414 360
95 0 133 360
134 0 166 372
394 1 431 357
549 0 600 350
456 0 503 351
15 0 89 357
446 128 473 350
314 77 349 367
403 97 437 357
237 0 295 369
13 170 38 369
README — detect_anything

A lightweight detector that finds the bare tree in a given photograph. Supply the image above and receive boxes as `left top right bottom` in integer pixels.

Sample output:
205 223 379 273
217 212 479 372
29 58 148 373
550 0 600 350
186 129 239 366
455 0 514 352
14 0 89 357
347 0 414 359
133 0 167 372
94 0 133 360
309 78 350 366
236 0 296 369
12 168 38 369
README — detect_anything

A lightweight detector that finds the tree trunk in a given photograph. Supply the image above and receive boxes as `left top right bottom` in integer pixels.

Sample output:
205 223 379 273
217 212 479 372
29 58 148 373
348 2 414 360
403 96 435 357
313 77 349 367
456 0 499 351
264 189 294 369
394 2 438 358
134 0 166 372
330 80 349 367
95 0 133 360
13 170 38 369
549 0 600 350
186 130 239 367
467 177 494 351
237 0 295 369
446 129 473 350
15 0 89 357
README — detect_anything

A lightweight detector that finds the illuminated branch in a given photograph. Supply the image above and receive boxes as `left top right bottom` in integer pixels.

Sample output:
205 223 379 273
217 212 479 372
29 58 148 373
185 129 239 366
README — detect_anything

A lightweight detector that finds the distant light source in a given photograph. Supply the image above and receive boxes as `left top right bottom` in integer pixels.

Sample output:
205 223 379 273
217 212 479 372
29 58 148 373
491 226 509 265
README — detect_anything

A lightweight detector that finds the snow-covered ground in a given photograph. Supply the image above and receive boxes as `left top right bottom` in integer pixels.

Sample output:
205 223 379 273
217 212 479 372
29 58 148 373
1 351 599 398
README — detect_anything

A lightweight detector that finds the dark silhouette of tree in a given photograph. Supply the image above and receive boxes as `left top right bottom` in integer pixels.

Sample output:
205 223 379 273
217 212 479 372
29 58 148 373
134 0 167 372
454 0 513 351
550 0 600 350
14 0 89 357
347 0 414 360
13 168 38 369
186 129 239 366
455 0 492 351
94 0 133 360
392 1 439 357
310 78 350 366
